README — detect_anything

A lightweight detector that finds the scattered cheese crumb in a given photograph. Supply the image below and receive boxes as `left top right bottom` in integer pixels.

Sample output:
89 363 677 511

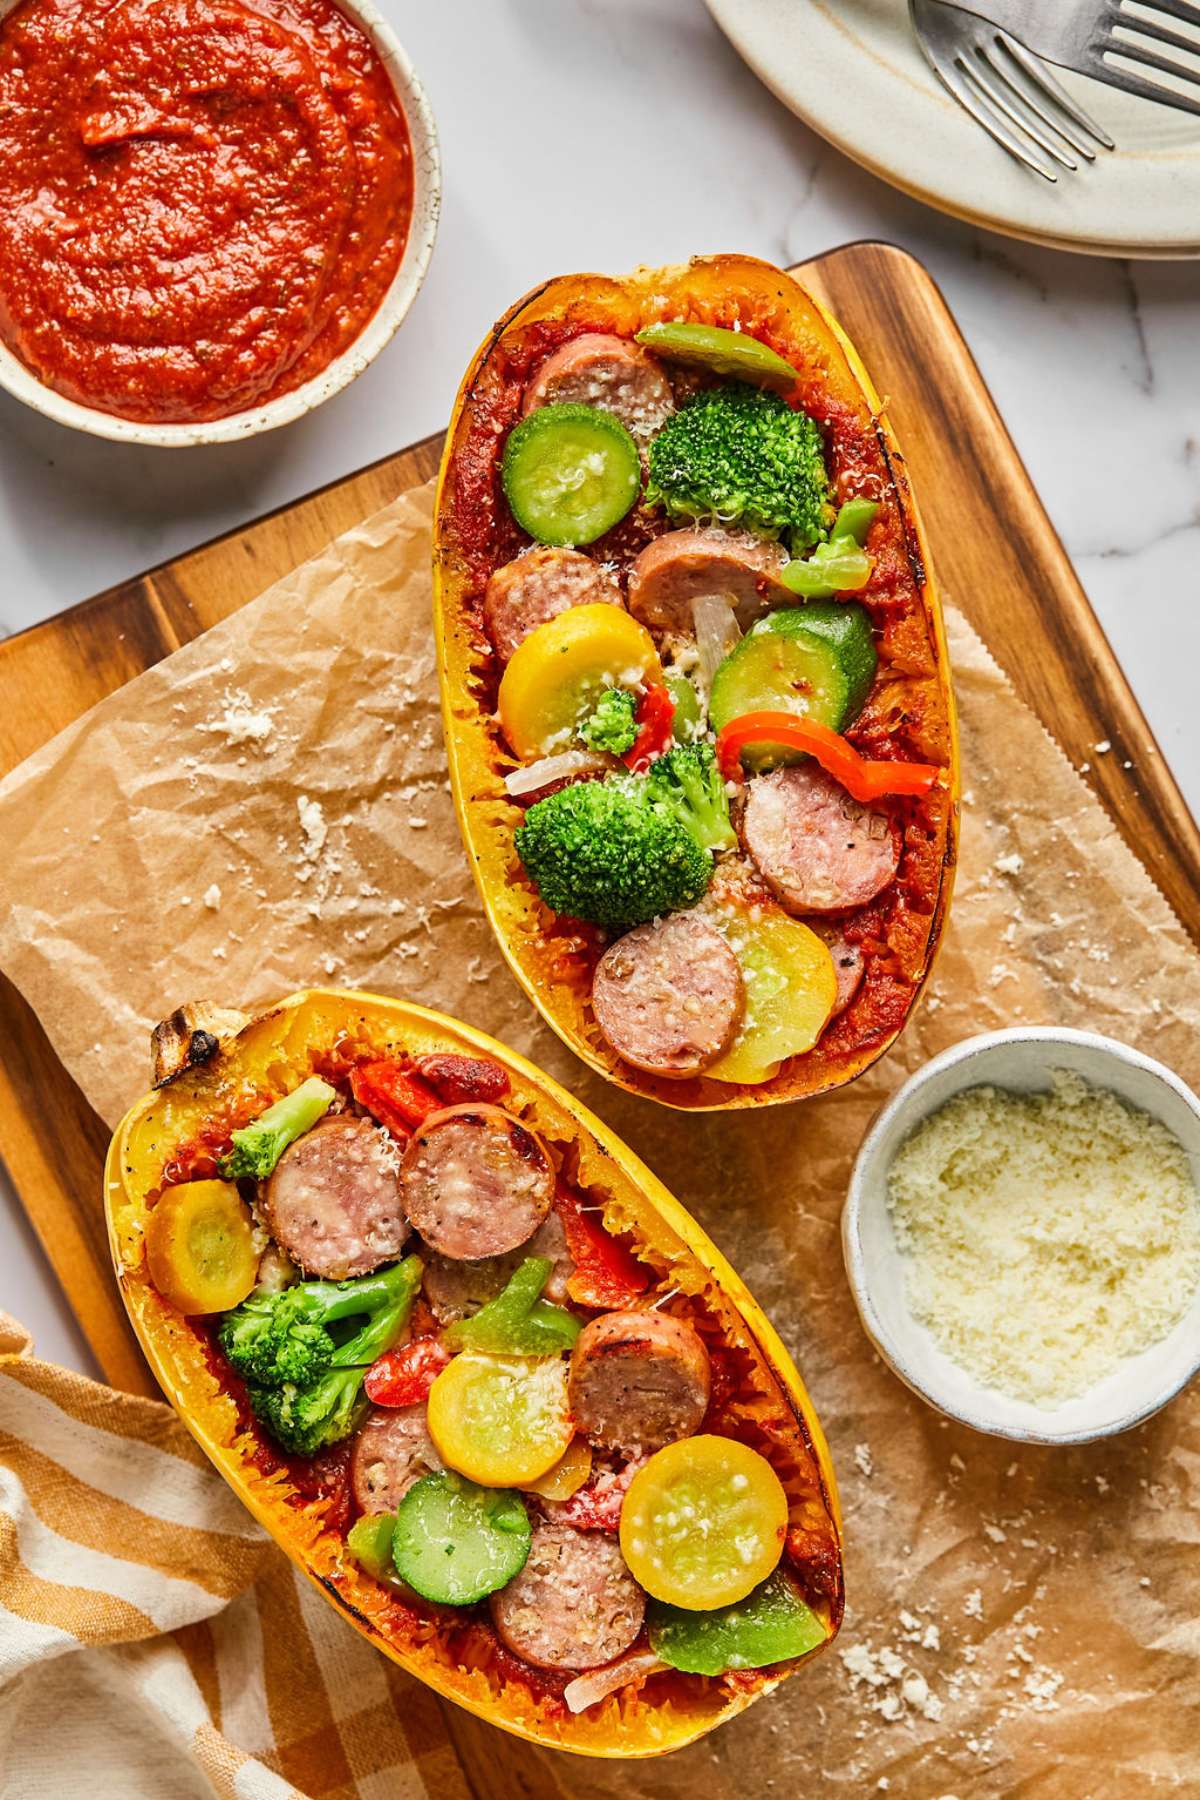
203 884 221 911
297 795 327 861
854 1442 874 1478
993 852 1023 876
1094 740 1112 755
196 687 277 749
888 1072 1200 1407
964 1589 984 1619
840 1641 944 1723
370 1126 403 1178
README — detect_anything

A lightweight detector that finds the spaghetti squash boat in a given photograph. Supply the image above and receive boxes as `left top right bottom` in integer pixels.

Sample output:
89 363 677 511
433 254 958 1109
105 988 843 1757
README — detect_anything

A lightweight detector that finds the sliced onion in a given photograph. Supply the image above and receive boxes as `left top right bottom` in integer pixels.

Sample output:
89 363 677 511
503 748 615 799
692 593 742 693
563 1651 668 1715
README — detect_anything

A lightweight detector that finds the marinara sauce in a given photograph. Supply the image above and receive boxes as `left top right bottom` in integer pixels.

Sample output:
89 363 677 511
0 0 414 422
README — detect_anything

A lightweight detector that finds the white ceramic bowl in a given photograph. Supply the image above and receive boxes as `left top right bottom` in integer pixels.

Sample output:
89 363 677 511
843 1028 1200 1445
0 0 439 447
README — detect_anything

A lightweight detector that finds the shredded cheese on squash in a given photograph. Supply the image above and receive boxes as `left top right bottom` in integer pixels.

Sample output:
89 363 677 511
887 1071 1200 1407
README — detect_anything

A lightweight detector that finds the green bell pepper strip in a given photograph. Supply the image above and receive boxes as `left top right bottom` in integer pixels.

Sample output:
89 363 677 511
442 1257 581 1356
665 672 704 742
830 497 879 545
648 1569 828 1676
635 321 800 391
780 536 873 601
347 1512 398 1583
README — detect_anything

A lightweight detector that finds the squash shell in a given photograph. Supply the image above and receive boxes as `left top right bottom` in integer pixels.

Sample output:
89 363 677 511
433 254 959 1109
104 987 843 1757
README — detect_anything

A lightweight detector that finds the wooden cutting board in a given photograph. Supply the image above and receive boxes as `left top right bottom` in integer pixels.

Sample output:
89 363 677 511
2 238 1197 1390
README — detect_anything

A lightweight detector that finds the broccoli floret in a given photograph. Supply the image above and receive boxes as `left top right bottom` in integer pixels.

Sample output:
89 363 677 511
514 776 711 931
578 687 638 756
218 1291 335 1387
218 1076 336 1181
249 1370 369 1460
221 1256 423 1457
645 382 830 547
646 743 736 855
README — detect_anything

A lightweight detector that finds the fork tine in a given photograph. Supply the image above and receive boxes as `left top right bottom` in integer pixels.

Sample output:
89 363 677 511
998 32 1116 150
1113 13 1200 60
1104 34 1200 96
929 56 1059 179
1094 53 1200 114
967 47 1080 166
981 40 1098 158
1125 0 1200 23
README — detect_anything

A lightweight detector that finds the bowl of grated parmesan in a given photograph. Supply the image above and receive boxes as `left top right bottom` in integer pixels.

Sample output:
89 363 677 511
843 1028 1200 1444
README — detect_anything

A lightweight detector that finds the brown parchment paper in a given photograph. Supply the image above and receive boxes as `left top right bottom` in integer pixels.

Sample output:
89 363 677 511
0 480 1197 1798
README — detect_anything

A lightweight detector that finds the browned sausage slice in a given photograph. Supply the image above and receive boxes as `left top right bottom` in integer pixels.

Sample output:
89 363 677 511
262 1115 408 1281
489 1522 645 1670
568 1311 711 1454
808 922 865 1018
591 912 744 1079
351 1404 442 1514
523 333 674 440
422 1210 574 1322
483 547 623 664
627 526 791 633
399 1104 555 1261
742 765 900 914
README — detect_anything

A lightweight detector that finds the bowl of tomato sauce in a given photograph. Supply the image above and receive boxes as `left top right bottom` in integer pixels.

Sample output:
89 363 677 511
0 0 439 445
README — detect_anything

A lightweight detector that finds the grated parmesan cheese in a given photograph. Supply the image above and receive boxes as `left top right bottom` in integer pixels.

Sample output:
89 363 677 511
888 1072 1200 1407
195 687 277 749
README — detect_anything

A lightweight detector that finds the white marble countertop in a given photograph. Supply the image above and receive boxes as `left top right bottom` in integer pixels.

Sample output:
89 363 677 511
1 0 1198 1377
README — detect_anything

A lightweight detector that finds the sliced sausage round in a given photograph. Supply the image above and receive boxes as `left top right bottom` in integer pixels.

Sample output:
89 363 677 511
523 332 674 440
626 526 791 633
489 1521 645 1670
568 1311 711 1454
483 547 623 664
591 912 744 1079
808 921 865 1019
399 1104 555 1261
742 764 901 914
262 1115 408 1281
422 1210 574 1323
351 1404 442 1514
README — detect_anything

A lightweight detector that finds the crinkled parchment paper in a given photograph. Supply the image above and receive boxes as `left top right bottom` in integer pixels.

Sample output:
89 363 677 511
0 481 1196 1797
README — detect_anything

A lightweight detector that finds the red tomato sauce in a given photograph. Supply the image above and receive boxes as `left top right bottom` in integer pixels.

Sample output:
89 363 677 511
0 0 413 422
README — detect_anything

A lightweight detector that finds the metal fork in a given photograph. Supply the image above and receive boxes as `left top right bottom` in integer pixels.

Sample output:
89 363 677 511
937 0 1200 118
912 0 1116 180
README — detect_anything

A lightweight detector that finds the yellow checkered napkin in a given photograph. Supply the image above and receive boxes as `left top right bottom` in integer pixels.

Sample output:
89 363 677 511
0 1315 470 1800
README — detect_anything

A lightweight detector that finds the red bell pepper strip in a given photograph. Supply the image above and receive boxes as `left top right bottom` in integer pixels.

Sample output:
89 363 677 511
623 682 676 772
415 1053 510 1106
350 1060 443 1139
363 1336 452 1407
714 711 942 802
554 1184 649 1310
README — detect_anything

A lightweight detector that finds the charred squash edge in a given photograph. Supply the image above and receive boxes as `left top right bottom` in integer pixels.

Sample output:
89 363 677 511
432 254 960 1111
104 986 843 1758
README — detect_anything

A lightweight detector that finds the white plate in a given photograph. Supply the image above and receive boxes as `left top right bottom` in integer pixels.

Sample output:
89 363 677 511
705 0 1200 257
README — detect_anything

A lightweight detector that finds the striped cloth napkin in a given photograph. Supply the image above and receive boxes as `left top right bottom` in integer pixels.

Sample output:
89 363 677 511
0 1314 468 1800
